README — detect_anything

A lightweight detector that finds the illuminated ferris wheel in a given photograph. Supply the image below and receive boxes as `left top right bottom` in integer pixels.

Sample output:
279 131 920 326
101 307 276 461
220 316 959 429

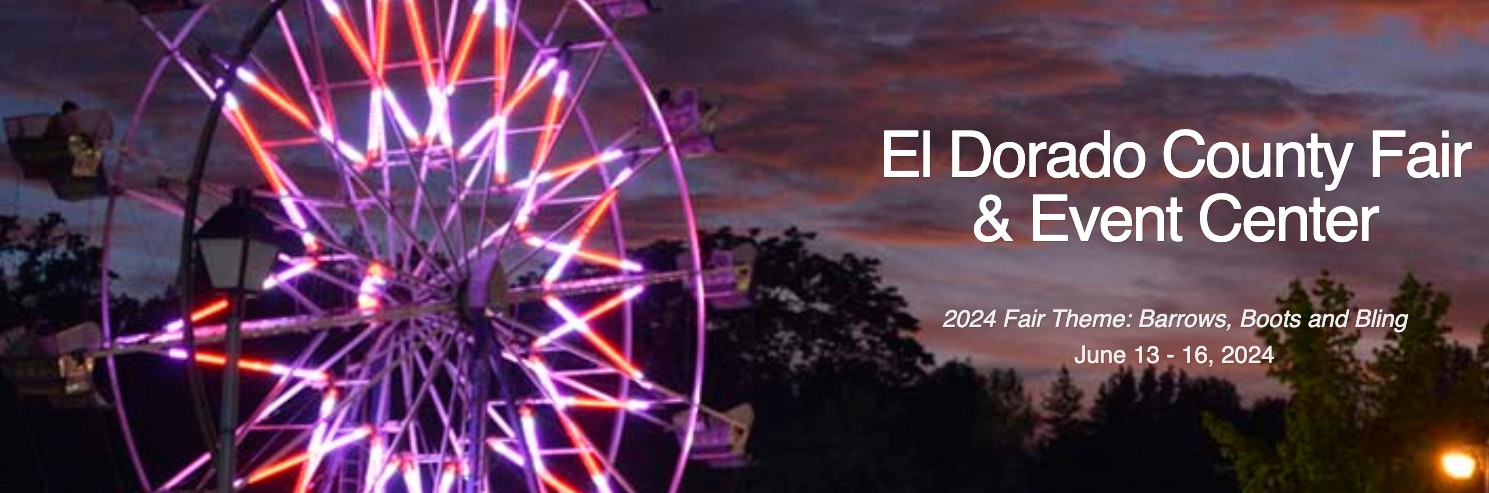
1 0 753 491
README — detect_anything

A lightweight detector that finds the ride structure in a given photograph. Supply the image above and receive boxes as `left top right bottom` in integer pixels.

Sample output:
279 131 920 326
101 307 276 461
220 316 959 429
2 0 748 491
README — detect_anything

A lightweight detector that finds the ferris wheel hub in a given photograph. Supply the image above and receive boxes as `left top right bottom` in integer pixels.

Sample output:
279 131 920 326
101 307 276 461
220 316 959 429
464 250 511 320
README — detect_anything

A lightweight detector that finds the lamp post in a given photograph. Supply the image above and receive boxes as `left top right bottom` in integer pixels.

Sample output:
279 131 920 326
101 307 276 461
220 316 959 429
195 187 293 492
172 1 291 490
1442 445 1488 492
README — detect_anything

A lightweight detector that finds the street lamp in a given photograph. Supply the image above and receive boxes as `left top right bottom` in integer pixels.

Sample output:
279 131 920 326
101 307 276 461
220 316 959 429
196 188 287 294
194 186 297 492
1442 446 1487 491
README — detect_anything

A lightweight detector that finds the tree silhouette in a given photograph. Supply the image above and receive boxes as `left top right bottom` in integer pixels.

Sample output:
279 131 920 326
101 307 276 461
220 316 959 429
0 212 108 332
0 213 133 491
1209 272 1489 493
1041 366 1084 440
1209 273 1369 492
19 213 1489 493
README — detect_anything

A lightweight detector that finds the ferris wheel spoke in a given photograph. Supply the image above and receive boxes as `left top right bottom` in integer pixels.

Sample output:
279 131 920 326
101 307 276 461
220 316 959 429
486 438 585 493
274 9 334 132
266 272 332 313
148 40 338 251
416 347 473 470
444 0 490 96
382 326 460 465
525 35 613 181
249 322 392 431
515 369 626 493
372 0 392 76
245 206 447 295
142 319 378 422
156 323 404 492
409 337 472 462
499 135 666 274
518 351 666 425
543 395 642 493
103 302 453 356
234 320 440 489
402 154 468 276
400 0 454 146
240 336 425 491
498 314 713 422
320 0 378 78
522 0 569 55
494 314 645 387
234 63 368 166
500 177 639 278
464 125 638 263
337 162 461 283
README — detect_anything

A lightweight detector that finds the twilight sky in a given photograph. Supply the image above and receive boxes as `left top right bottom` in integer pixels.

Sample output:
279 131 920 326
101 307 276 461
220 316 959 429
7 0 1489 395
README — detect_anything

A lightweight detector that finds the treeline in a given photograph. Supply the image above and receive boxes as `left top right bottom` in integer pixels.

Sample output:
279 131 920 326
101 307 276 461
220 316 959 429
4 215 1489 492
689 268 1489 493
683 229 1489 493
708 361 1276 493
682 228 1264 492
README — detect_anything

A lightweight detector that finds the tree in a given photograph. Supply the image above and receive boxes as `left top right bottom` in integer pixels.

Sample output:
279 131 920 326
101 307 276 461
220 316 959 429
741 362 926 493
1043 365 1244 492
1211 273 1371 492
0 213 134 491
624 228 934 492
627 227 933 401
1362 275 1489 492
707 227 932 388
0 212 108 332
1040 366 1084 440
910 362 1005 493
985 368 1036 493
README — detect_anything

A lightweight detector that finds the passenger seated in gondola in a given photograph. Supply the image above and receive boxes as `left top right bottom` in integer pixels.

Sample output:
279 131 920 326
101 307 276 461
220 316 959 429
45 101 102 178
45 101 83 140
655 90 722 156
685 100 723 154
653 88 706 133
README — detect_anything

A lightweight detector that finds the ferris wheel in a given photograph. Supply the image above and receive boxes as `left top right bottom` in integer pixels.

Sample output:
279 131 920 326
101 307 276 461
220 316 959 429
1 0 752 492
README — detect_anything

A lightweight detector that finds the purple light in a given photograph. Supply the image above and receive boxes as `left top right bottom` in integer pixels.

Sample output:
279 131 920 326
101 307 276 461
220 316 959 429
435 463 457 493
536 58 558 79
493 0 509 28
495 117 509 182
525 357 566 407
541 239 580 284
553 70 570 98
364 434 386 489
401 459 425 493
296 390 339 491
538 298 586 346
520 408 547 474
591 473 615 493
262 259 317 290
164 349 329 381
357 263 388 310
316 124 368 164
380 88 421 144
422 85 451 147
534 286 644 347
319 0 342 17
458 115 502 158
367 91 385 162
524 236 642 272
